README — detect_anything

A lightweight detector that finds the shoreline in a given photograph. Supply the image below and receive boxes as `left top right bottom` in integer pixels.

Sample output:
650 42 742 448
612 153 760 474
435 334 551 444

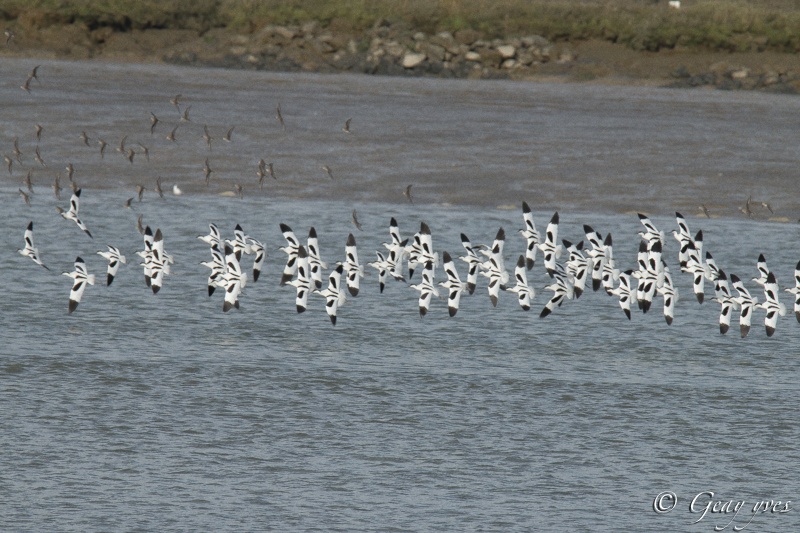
3 21 800 93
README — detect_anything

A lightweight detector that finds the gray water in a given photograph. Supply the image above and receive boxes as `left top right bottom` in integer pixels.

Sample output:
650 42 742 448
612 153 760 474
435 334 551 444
0 59 798 532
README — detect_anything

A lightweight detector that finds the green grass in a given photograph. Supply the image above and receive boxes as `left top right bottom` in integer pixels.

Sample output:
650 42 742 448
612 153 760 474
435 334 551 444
4 0 800 52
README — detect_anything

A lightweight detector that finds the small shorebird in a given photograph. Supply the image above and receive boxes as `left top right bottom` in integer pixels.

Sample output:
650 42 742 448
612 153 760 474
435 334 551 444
276 103 286 130
19 188 30 207
150 112 159 134
739 195 753 218
53 174 62 199
34 146 45 167
97 138 107 159
321 165 334 179
203 158 212 185
13 137 22 163
203 124 212 150
404 184 413 203
342 118 352 133
155 177 164 198
80 131 90 146
166 125 178 142
351 209 363 231
699 204 710 218
170 94 182 111
223 126 234 142
23 170 33 193
20 75 32 93
35 124 43 141
136 184 145 202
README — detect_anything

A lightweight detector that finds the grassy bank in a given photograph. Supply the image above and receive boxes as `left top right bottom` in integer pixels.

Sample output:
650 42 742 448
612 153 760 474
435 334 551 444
3 0 800 53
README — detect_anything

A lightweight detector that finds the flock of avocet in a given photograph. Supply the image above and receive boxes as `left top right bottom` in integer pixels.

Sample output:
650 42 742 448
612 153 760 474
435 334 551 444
17 192 800 337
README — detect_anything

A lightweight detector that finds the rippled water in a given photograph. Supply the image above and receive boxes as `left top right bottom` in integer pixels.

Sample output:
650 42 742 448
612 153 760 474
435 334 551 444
1 59 799 531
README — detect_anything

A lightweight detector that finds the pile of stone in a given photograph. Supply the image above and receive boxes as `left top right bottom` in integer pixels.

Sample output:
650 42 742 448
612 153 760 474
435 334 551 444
165 19 569 80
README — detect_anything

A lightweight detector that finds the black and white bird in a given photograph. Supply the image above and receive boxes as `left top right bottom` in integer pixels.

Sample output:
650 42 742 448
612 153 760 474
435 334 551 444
610 269 634 320
657 262 678 325
504 255 535 311
247 237 266 282
56 188 92 238
479 228 508 307
279 223 301 286
368 251 390 294
307 227 326 289
341 233 364 297
406 222 438 279
672 212 693 268
201 244 226 296
601 234 620 294
540 262 573 318
381 217 408 283
730 274 758 338
752 253 771 287
18 222 49 270
583 224 606 292
226 224 252 260
198 223 222 249
458 233 482 295
63 256 95 314
783 260 800 323
97 245 126 286
538 212 562 277
682 239 706 303
438 251 467 316
760 272 786 337
712 270 737 334
287 245 312 313
563 239 589 299
637 213 665 248
222 243 246 312
314 264 346 325
138 226 154 288
518 201 540 270
409 261 438 317
149 229 168 294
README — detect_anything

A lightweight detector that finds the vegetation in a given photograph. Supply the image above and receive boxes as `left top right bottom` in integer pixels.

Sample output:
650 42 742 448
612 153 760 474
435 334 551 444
4 0 800 52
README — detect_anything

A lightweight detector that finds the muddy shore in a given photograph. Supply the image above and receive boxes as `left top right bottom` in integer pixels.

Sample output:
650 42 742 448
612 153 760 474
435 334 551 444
4 18 800 93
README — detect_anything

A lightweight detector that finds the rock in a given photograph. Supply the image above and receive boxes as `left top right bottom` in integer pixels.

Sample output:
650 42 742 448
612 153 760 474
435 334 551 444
418 42 445 62
402 52 426 68
731 68 750 79
274 26 297 41
301 21 318 36
464 51 481 62
497 44 516 59
454 29 482 46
